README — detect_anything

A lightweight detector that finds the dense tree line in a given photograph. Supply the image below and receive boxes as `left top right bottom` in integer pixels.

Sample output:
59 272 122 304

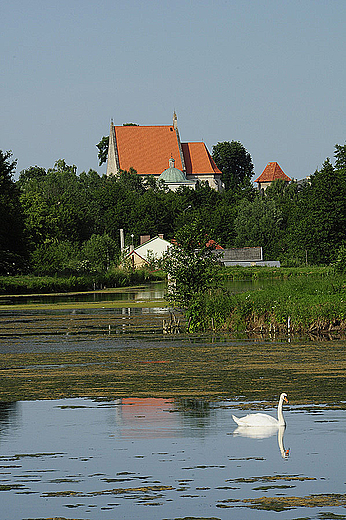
0 142 345 275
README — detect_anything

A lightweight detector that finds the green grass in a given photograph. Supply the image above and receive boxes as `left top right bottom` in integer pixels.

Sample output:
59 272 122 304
0 268 165 295
217 265 332 281
187 272 346 334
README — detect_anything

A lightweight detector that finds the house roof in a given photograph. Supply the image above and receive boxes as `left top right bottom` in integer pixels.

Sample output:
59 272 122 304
255 162 291 183
125 236 172 259
135 235 171 250
182 142 222 175
159 168 192 183
205 239 224 250
113 125 221 176
126 249 149 263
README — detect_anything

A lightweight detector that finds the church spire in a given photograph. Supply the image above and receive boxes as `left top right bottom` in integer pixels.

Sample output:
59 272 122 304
173 111 178 130
106 119 120 176
172 111 186 174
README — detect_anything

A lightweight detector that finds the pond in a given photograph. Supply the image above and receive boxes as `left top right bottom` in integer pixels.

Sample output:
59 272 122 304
0 283 346 518
0 397 345 520
0 278 277 307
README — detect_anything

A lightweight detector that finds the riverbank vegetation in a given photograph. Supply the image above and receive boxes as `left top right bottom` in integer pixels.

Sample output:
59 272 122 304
160 221 346 335
185 272 346 334
0 268 164 295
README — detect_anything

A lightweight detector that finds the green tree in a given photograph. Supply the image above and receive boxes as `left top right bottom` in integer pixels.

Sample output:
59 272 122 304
18 165 47 187
0 150 26 273
264 179 303 264
20 160 96 247
295 157 346 264
333 244 346 273
212 141 254 191
118 168 145 194
234 196 283 258
162 219 220 308
30 240 80 275
82 233 118 272
96 136 109 166
335 142 346 170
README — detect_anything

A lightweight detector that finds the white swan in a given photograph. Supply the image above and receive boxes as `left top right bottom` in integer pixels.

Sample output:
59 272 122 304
232 393 288 427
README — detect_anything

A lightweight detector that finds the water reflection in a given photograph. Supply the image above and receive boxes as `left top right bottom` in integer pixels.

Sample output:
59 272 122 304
0 282 167 306
116 397 175 438
0 402 21 438
114 398 215 439
234 424 289 459
1 279 276 307
0 398 345 520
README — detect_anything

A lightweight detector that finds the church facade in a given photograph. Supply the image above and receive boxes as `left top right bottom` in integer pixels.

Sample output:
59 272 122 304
106 113 223 191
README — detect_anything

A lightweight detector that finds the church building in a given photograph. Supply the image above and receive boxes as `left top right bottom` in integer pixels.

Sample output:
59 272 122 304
106 113 223 191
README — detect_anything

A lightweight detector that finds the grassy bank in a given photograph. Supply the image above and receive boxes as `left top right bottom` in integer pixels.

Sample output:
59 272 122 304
0 268 165 295
217 265 332 281
187 270 346 334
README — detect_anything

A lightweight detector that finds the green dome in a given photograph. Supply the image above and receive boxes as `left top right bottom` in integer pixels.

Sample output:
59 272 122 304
159 166 187 182
159 157 188 183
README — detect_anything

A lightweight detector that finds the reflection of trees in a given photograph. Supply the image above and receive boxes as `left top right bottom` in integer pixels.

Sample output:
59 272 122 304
174 399 214 431
0 402 20 436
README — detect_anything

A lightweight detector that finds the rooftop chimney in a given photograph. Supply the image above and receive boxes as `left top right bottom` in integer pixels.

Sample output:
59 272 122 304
140 235 150 245
119 228 125 251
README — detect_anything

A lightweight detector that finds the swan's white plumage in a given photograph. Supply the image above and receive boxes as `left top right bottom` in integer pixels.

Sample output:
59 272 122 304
232 393 288 427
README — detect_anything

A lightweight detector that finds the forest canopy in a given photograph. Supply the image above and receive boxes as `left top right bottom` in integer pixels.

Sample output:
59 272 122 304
0 142 345 275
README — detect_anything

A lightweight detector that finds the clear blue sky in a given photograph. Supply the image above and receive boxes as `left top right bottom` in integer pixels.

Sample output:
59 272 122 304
1 0 345 181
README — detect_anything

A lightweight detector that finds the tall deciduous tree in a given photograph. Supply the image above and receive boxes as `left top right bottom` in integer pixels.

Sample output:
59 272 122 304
295 157 346 264
0 150 26 273
234 196 283 258
212 141 254 191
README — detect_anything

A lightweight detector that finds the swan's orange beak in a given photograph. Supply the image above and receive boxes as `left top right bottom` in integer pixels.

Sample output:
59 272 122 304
284 396 289 403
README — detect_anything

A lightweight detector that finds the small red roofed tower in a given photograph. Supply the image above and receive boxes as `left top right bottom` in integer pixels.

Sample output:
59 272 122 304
255 162 291 191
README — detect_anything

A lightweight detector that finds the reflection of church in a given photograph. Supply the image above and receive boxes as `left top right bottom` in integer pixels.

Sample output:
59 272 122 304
106 113 223 191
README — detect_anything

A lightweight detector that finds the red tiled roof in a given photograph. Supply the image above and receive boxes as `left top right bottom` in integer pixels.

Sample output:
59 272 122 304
114 125 183 175
113 125 221 176
182 142 222 175
205 239 224 250
255 162 291 183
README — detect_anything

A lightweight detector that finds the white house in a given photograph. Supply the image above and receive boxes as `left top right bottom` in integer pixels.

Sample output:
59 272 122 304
125 235 172 268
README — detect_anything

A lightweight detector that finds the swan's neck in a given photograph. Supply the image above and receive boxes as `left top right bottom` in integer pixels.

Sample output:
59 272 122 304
277 397 285 425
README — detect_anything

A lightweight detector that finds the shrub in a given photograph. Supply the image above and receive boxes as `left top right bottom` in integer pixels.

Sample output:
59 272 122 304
30 241 81 275
333 244 346 274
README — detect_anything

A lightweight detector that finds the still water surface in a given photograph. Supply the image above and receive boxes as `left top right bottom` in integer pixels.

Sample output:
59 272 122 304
0 397 345 520
1 282 346 518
